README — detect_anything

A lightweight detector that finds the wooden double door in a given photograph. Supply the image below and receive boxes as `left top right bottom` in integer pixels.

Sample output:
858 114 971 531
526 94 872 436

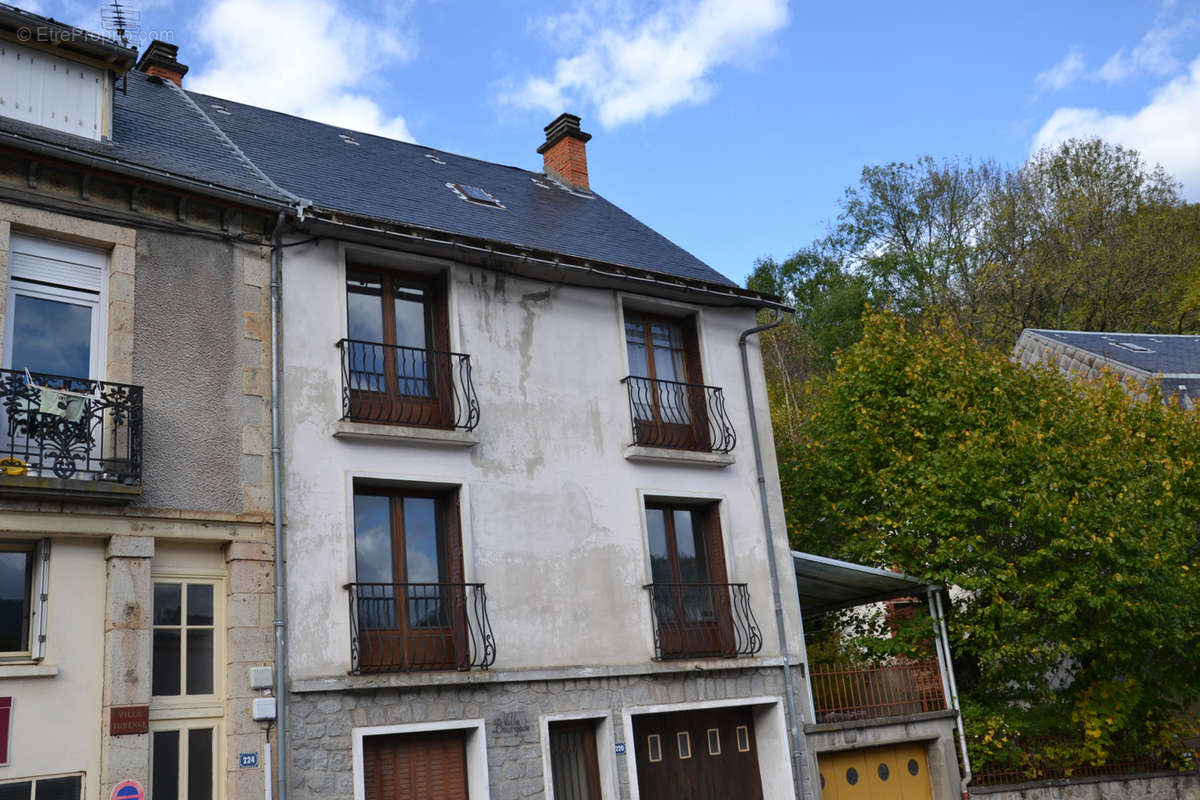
633 707 763 800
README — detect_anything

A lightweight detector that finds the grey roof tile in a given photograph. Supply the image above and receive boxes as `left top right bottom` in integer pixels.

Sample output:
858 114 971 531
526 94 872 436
185 91 736 286
0 72 290 202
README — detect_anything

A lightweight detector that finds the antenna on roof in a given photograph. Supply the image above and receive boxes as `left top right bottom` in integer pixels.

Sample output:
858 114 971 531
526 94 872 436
100 0 140 47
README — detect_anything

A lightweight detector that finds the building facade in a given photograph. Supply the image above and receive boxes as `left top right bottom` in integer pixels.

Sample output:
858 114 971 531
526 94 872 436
0 13 282 800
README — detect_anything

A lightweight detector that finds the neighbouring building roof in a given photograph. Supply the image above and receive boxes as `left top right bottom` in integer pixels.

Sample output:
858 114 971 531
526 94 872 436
1014 328 1200 410
0 72 293 204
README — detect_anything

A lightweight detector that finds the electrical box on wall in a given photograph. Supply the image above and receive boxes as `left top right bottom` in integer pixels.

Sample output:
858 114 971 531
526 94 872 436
252 697 276 721
249 666 274 690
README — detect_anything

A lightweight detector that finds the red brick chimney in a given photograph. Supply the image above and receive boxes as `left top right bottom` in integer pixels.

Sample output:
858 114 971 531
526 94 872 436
537 113 592 191
136 40 189 87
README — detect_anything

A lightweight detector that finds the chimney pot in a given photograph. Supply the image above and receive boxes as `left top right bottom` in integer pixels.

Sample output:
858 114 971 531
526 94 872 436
136 40 189 87
537 113 592 191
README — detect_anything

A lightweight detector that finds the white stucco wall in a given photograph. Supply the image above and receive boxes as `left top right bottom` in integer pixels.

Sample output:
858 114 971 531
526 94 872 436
0 538 105 795
281 239 802 680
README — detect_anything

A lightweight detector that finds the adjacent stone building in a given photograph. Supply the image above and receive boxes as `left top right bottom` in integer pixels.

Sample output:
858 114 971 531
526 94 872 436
0 10 283 800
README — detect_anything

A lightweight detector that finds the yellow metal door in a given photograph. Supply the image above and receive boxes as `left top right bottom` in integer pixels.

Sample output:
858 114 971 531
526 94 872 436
817 742 933 800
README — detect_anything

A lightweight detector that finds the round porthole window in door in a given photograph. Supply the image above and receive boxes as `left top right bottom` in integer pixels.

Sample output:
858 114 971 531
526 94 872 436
846 767 858 786
908 758 920 776
878 762 890 781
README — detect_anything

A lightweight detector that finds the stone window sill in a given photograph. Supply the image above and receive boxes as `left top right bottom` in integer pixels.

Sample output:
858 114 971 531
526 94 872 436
0 662 58 679
333 421 479 447
623 445 734 468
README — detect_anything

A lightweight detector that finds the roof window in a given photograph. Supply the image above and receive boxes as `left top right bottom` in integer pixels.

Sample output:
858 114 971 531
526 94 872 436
339 133 359 146
425 153 446 165
1112 341 1154 353
449 183 503 208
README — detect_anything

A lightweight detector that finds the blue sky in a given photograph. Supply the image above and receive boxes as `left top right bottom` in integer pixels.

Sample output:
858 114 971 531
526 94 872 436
23 0 1200 285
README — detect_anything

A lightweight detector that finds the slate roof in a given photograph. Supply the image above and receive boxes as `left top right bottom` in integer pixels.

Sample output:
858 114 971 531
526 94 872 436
1016 329 1200 408
0 72 290 203
185 90 735 286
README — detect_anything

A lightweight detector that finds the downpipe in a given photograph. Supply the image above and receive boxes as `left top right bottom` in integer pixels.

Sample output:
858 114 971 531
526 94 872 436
268 211 289 800
935 590 973 798
738 309 809 799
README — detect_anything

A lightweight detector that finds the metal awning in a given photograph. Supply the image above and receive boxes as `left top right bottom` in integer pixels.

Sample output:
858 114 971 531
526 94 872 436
792 551 941 619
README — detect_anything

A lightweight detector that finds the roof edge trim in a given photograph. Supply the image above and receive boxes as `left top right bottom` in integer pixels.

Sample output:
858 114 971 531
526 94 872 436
305 208 792 311
0 129 295 213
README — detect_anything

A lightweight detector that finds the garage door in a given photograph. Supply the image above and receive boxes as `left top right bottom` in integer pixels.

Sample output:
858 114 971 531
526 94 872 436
633 706 764 800
363 730 468 800
817 742 932 800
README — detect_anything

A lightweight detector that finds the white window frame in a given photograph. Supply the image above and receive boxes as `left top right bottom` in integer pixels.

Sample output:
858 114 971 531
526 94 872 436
2 233 108 382
149 719 223 800
149 572 225 713
0 772 86 800
0 539 48 660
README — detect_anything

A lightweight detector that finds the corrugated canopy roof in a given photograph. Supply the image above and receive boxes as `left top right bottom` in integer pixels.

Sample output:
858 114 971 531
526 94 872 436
793 551 939 619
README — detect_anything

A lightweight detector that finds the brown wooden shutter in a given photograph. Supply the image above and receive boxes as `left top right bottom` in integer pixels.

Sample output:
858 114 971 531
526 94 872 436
702 504 736 656
703 504 729 584
363 731 468 800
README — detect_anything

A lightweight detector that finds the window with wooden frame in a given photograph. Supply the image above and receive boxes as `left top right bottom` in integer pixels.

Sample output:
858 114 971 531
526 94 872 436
351 486 467 671
344 266 453 427
644 501 736 659
547 719 602 800
623 311 711 451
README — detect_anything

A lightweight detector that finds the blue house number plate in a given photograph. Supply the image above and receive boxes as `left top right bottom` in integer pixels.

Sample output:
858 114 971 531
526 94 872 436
239 753 259 769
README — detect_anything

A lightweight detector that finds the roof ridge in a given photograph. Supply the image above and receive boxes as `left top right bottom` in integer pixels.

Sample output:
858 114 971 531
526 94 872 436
166 80 303 205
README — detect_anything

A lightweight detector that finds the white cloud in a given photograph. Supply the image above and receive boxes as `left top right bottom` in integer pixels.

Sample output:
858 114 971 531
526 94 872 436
187 0 417 142
1034 47 1087 94
1033 57 1200 196
1095 22 1192 83
500 0 789 128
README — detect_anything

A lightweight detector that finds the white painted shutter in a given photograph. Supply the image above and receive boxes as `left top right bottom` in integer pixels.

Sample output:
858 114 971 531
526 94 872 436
8 234 106 293
32 539 49 660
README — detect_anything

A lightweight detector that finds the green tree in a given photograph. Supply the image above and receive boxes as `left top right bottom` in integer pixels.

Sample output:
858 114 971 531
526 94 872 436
784 310 1200 770
749 140 1200 400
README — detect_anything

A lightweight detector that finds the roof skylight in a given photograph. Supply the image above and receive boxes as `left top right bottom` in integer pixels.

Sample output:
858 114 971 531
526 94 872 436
1113 341 1154 353
450 183 502 207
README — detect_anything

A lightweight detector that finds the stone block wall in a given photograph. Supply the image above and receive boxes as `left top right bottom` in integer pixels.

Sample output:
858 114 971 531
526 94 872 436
970 771 1200 800
287 666 815 800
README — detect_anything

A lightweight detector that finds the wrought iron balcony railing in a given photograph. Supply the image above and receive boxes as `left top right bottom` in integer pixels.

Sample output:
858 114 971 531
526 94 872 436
810 659 946 723
0 368 142 485
645 583 762 660
337 339 480 431
621 376 735 453
346 582 496 673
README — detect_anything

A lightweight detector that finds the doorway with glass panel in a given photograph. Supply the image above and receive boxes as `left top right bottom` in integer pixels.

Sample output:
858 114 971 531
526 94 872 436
344 267 453 428
644 502 735 659
351 486 467 671
624 312 710 451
